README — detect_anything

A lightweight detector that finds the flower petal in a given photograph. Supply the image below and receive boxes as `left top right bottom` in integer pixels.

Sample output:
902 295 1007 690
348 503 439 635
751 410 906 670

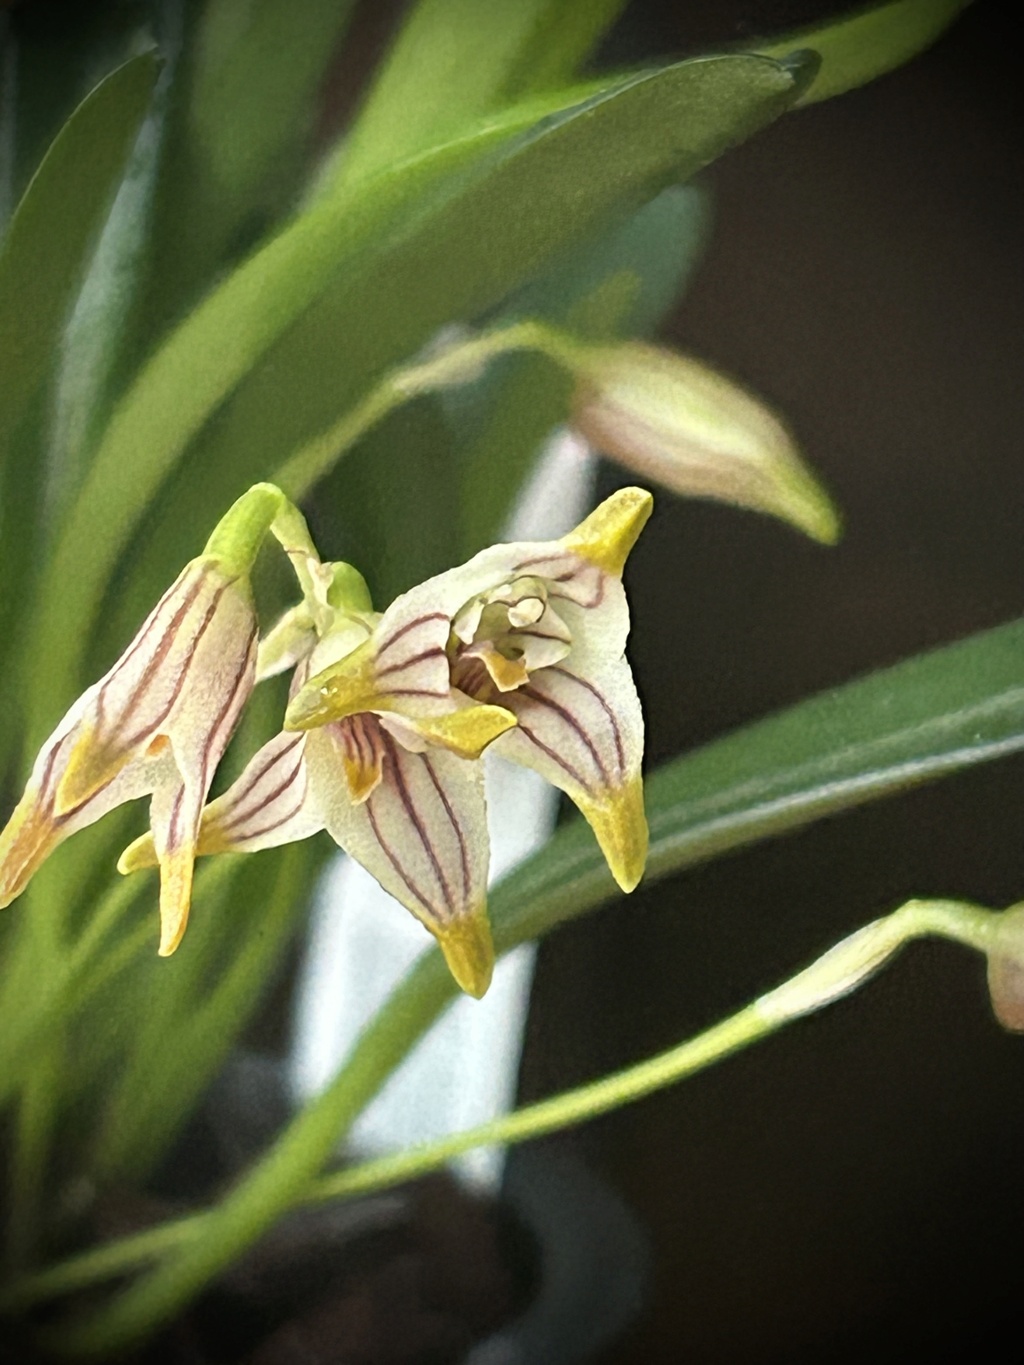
308 725 494 997
2 727 157 908
56 559 254 813
120 729 322 875
148 777 201 957
571 344 840 543
377 704 517 760
493 658 647 891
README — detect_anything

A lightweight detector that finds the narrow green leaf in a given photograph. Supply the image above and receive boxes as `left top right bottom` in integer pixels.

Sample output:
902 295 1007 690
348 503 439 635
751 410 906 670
0 54 158 759
93 843 317 1186
494 616 1024 948
511 0 630 95
759 0 970 106
144 0 357 318
334 0 626 192
31 54 802 728
0 51 158 457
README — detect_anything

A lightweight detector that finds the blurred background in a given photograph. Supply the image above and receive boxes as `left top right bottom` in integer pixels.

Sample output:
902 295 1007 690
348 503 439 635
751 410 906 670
3 1 1022 1361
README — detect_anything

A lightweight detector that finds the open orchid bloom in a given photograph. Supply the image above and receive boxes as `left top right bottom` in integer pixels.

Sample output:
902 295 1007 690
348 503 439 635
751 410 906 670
121 597 518 998
0 555 258 956
287 487 652 902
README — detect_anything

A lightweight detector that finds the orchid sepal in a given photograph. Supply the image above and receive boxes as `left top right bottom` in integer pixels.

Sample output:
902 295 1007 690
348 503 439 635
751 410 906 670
575 774 648 894
435 905 495 1000
0 552 259 956
561 486 653 578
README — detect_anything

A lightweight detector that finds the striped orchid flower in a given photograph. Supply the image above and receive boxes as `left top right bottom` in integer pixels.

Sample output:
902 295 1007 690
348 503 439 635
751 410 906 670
0 554 258 957
288 486 652 914
120 583 518 999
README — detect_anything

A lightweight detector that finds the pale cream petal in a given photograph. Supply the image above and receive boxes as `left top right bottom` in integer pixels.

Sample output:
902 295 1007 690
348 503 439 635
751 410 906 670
308 726 495 996
1 717 165 909
119 727 324 877
56 559 253 813
148 777 202 957
492 657 647 891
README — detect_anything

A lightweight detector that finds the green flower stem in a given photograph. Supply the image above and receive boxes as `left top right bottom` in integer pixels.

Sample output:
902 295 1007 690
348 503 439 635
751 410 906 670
275 320 582 499
202 482 288 573
30 897 998 1350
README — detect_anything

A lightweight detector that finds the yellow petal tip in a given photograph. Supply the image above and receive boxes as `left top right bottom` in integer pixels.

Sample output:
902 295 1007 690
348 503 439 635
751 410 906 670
156 846 195 957
285 640 378 730
0 800 60 909
411 704 517 760
579 775 648 892
562 487 653 577
437 907 495 998
117 832 158 875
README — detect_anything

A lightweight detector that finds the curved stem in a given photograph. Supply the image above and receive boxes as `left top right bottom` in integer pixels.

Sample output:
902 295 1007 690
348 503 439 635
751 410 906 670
275 320 580 499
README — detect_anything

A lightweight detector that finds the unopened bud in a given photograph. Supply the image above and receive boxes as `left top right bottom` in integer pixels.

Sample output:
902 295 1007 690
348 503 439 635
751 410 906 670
571 342 840 545
986 904 1024 1032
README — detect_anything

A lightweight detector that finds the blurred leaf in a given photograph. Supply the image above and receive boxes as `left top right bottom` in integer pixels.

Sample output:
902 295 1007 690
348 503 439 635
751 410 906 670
33 52 804 723
93 842 318 1187
0 52 157 759
511 0 631 94
758 0 970 106
493 615 1024 948
334 0 627 192
457 183 711 552
144 0 357 322
314 395 463 607
0 51 157 460
49 74 170 528
189 0 356 204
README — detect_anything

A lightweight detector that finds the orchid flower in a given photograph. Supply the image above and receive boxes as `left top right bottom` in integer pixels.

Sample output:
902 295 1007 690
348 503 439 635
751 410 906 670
120 564 518 998
119 488 651 996
0 484 325 955
288 486 652 909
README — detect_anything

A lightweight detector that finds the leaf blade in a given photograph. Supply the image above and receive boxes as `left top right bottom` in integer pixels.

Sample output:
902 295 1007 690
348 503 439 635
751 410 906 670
758 0 970 106
0 51 158 455
489 616 1024 946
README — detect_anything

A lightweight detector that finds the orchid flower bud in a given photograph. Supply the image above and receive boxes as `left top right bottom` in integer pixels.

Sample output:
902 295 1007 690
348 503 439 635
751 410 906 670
985 903 1024 1032
570 341 840 545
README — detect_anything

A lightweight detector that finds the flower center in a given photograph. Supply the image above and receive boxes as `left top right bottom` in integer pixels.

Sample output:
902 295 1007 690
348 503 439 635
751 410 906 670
449 575 572 701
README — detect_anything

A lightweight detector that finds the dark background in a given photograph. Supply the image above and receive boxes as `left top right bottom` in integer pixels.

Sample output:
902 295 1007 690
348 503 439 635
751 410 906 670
518 2 1024 1361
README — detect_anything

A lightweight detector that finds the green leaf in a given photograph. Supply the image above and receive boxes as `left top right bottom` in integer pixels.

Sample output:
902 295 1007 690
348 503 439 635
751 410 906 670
0 51 158 459
93 843 318 1186
314 395 463 607
0 52 158 762
334 0 627 192
31 53 804 728
494 615 1024 948
758 0 970 106
143 0 358 322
